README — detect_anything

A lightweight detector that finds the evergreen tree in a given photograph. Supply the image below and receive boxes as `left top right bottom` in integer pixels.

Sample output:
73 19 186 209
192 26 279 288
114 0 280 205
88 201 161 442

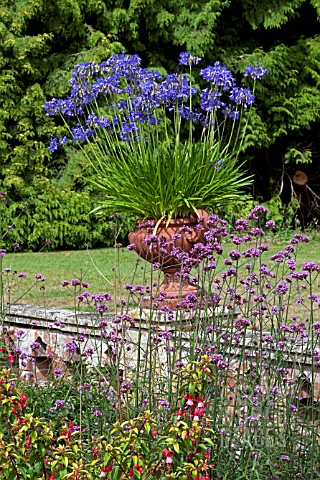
0 0 320 248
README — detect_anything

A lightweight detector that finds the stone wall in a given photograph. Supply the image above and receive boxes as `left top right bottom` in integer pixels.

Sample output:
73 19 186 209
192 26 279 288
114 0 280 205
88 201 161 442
1 304 319 402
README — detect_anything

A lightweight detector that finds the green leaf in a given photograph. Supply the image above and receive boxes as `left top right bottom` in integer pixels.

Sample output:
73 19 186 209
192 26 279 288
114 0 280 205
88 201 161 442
7 471 16 480
203 437 216 447
189 382 196 394
111 465 121 480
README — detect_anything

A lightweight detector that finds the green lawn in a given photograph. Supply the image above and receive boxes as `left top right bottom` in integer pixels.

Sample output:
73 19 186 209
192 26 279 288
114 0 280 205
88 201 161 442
1 247 141 309
1 237 319 309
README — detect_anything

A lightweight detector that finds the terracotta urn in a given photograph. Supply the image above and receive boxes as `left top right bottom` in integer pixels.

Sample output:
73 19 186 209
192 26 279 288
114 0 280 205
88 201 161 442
128 210 209 309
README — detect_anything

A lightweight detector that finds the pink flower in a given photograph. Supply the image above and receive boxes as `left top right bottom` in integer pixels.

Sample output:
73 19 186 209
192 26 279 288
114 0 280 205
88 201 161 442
185 394 194 406
100 465 112 477
196 396 206 407
163 448 174 464
7 351 14 364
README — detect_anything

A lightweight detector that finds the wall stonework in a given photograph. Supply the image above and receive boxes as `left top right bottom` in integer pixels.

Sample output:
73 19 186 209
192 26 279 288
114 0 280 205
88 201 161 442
1 304 319 403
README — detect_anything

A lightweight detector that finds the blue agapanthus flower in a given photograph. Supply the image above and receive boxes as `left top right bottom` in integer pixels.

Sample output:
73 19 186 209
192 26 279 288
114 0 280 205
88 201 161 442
244 63 269 80
179 52 202 66
44 52 268 159
200 62 235 89
229 87 255 106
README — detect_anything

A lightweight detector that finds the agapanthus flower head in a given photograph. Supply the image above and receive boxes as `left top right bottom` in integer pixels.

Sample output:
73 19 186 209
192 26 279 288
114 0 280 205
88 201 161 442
48 136 59 152
179 52 202 66
200 62 235 89
45 53 267 221
244 63 268 80
229 86 255 106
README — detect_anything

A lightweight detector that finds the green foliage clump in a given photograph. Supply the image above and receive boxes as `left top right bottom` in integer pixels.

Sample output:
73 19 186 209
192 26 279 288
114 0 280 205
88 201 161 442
0 186 133 251
1 0 320 242
0 360 216 479
0 0 126 250
0 368 95 478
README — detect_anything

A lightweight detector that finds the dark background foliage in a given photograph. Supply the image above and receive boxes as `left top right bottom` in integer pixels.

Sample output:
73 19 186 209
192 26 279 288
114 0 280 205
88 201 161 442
0 0 319 250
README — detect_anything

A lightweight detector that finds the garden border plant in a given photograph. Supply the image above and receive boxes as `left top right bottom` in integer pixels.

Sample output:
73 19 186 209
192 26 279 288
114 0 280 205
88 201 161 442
45 52 268 224
0 205 319 479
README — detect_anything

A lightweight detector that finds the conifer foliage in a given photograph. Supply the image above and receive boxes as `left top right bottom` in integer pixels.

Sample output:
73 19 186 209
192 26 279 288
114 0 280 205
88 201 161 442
0 0 320 248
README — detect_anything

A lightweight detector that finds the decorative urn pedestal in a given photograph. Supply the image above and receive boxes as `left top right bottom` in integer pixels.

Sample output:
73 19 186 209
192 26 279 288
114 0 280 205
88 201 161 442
128 210 209 309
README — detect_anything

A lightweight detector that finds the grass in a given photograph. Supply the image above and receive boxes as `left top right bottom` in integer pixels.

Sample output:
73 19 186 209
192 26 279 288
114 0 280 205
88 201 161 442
2 246 141 309
1 236 319 310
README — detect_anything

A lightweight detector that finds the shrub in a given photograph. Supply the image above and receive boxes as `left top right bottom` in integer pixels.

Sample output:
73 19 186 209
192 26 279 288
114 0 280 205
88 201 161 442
1 205 320 478
0 186 133 251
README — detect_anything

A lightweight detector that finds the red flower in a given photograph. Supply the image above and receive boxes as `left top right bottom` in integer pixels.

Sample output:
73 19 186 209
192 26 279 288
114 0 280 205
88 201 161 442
101 466 112 472
7 351 14 363
19 392 28 409
176 409 187 419
193 407 205 420
61 421 75 441
163 448 174 464
92 446 99 459
185 394 194 406
133 465 143 473
195 396 206 407
100 465 112 477
21 392 28 403
151 429 157 437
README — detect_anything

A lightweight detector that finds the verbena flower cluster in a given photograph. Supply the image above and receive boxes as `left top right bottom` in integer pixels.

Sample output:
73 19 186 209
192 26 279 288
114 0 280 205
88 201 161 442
2 205 319 478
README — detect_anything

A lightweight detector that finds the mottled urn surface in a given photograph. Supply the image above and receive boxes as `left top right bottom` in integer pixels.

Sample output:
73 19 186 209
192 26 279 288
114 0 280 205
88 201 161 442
128 211 209 309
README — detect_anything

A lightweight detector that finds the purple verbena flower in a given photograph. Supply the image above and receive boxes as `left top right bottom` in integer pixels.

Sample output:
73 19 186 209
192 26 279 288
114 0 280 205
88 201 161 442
65 341 77 353
273 280 290 295
30 342 41 351
55 400 65 409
